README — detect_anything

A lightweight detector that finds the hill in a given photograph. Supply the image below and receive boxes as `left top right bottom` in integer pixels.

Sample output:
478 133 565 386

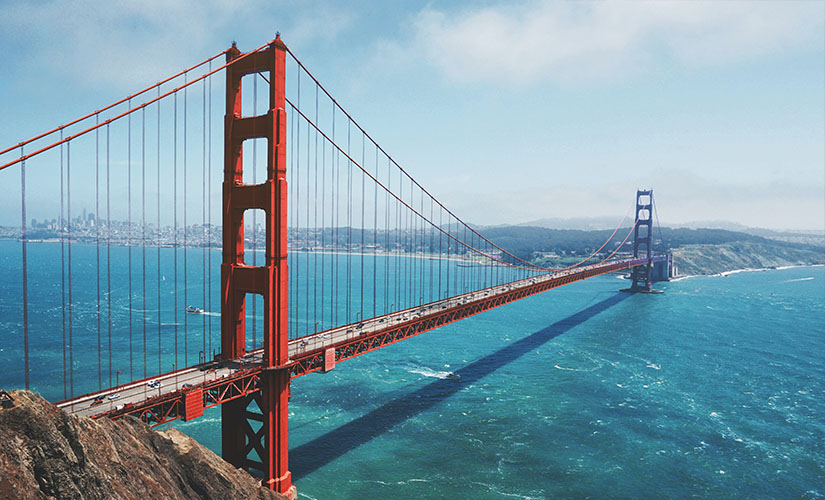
479 225 824 275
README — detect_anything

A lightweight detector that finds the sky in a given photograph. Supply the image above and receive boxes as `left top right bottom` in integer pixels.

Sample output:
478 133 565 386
0 0 823 231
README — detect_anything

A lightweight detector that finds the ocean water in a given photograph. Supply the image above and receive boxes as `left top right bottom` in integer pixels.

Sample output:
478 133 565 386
176 265 823 499
1 240 823 498
0 240 514 399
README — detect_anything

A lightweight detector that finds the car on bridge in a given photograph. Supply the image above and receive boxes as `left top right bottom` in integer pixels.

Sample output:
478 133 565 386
147 380 161 389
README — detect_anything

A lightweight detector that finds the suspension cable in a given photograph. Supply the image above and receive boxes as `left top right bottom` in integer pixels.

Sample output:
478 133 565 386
282 48 547 272
594 219 640 266
552 205 633 271
286 99 543 273
1 38 278 171
0 51 229 158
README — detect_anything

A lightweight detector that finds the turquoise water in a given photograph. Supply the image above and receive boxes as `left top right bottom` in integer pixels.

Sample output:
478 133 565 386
0 240 516 399
1 240 823 498
176 265 823 499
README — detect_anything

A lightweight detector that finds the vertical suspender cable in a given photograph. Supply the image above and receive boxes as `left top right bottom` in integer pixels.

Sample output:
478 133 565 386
128 103 133 382
419 189 423 303
429 197 434 302
446 214 451 298
438 205 440 300
67 141 74 397
142 107 147 379
291 74 297 336
292 69 301 336
20 146 29 390
329 102 334 328
202 74 207 354
106 124 112 387
206 65 212 352
373 146 377 319
331 106 336 327
360 134 365 320
306 114 310 334
157 90 162 376
183 80 189 366
314 86 319 333
173 91 179 372
320 104 326 331
407 180 412 307
329 128 334 327
183 79 188 365
207 63 214 356
60 135 67 399
346 122 351 323
384 155 389 315
292 83 298 336
96 117 102 389
395 173 401 311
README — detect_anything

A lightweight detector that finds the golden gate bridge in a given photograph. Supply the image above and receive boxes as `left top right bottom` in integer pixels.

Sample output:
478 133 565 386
0 35 670 497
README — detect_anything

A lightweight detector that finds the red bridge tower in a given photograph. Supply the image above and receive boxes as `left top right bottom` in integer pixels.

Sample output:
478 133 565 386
220 36 295 497
622 189 663 294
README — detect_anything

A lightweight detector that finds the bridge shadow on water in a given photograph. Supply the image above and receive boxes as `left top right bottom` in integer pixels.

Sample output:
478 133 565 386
290 292 630 478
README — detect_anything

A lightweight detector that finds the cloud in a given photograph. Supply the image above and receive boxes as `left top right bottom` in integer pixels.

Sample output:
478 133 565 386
0 0 354 92
1 0 248 90
397 0 822 85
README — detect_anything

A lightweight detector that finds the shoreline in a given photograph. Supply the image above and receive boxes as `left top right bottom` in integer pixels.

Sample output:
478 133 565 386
669 263 823 281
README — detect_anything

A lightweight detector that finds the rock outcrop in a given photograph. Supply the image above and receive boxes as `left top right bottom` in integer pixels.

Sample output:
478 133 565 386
0 391 290 500
672 241 824 276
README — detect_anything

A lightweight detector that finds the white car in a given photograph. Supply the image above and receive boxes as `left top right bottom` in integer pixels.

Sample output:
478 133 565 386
147 380 161 389
107 393 120 401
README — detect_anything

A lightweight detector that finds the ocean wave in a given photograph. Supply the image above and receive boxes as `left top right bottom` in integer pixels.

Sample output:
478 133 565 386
783 277 814 283
353 478 431 487
553 363 599 373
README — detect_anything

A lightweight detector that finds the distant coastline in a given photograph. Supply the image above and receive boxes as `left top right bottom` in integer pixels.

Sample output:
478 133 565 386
670 263 824 281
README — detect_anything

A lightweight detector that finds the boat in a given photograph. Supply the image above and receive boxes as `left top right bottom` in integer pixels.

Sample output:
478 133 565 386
186 306 205 314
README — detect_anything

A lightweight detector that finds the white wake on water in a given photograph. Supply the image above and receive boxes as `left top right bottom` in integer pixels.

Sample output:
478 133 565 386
783 277 814 283
407 364 461 381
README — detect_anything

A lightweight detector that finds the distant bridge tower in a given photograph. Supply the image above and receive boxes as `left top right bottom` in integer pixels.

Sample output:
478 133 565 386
622 189 663 294
220 36 296 498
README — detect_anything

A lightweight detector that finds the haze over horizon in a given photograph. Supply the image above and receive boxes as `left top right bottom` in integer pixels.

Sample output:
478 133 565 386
1 0 823 232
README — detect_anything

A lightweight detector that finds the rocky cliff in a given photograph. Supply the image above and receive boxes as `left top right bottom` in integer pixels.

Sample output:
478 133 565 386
672 241 824 276
0 391 290 500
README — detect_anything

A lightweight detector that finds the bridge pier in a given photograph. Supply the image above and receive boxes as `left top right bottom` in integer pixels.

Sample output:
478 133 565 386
621 189 663 294
650 253 672 282
221 36 296 499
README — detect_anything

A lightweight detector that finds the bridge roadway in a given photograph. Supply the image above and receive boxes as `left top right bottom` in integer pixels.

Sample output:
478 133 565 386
56 256 663 425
